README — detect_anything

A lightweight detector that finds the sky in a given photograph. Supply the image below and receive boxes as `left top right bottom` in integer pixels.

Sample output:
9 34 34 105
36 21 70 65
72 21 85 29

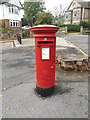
20 0 90 15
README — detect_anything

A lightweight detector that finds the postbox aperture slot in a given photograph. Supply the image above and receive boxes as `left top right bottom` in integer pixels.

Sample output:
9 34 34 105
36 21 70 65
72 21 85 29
38 41 54 46
38 41 53 44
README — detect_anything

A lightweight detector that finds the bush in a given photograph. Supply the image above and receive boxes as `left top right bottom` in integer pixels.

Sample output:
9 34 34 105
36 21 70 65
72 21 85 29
52 23 80 32
79 20 88 28
22 29 30 38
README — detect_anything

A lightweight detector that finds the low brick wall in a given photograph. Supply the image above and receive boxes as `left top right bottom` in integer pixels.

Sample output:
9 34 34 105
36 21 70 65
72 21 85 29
57 54 88 71
1 29 22 40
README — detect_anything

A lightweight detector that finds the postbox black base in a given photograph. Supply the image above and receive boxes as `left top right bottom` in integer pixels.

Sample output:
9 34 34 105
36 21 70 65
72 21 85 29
36 85 55 97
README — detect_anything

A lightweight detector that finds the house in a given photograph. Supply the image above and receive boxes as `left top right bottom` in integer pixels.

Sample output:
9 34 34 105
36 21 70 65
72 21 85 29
65 0 90 24
0 0 24 38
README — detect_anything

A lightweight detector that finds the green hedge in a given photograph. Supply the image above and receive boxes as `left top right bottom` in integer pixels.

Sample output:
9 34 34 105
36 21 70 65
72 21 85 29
53 23 80 32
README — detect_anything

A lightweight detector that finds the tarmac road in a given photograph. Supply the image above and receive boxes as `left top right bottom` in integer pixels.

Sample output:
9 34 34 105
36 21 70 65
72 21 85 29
2 44 88 118
58 34 89 55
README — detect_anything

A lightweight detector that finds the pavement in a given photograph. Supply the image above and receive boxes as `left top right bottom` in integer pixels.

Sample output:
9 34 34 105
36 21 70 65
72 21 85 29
0 35 89 118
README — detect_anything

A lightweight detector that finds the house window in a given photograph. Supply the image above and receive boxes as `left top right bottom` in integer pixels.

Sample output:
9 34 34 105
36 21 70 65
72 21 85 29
65 14 68 19
9 20 20 27
8 6 19 14
68 13 71 19
73 3 76 8
9 6 11 12
13 20 16 27
10 21 13 27
12 6 14 13
74 11 77 17
77 22 80 25
77 10 80 17
73 21 76 24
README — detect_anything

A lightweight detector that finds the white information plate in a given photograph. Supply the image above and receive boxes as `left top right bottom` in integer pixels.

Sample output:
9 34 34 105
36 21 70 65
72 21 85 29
42 48 49 60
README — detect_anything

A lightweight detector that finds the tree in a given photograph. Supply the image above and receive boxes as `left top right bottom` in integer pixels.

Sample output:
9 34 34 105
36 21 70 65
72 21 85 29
21 18 28 26
53 4 66 24
35 12 53 25
23 1 46 26
53 4 65 17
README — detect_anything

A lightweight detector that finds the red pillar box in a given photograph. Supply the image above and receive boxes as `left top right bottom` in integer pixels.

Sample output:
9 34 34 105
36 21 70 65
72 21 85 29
31 25 59 96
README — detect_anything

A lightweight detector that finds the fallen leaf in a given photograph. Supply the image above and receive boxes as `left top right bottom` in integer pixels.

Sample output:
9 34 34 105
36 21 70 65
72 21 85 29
3 88 7 91
88 75 90 76
77 50 84 55
86 94 88 96
79 94 83 97
6 106 10 111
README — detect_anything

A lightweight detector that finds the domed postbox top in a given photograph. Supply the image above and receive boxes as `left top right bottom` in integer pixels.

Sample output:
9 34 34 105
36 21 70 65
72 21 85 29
31 25 59 37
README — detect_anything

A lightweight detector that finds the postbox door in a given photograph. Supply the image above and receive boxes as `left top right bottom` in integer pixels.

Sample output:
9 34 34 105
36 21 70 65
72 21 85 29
35 38 56 88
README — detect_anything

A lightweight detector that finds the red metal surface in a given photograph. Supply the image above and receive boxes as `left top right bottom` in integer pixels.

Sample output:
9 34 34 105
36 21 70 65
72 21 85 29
31 25 59 88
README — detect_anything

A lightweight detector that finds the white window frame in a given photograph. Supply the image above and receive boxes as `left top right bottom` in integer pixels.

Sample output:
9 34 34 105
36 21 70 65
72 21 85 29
73 21 76 24
9 20 20 27
8 5 19 14
68 13 71 19
77 9 81 17
77 21 80 25
65 13 68 19
73 10 77 17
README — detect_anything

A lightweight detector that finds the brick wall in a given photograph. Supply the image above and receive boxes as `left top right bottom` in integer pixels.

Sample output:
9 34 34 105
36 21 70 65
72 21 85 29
0 19 9 28
0 19 23 39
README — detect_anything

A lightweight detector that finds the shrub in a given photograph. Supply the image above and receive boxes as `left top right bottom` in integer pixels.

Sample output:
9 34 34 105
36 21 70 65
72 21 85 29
22 29 30 38
2 28 8 33
79 20 88 28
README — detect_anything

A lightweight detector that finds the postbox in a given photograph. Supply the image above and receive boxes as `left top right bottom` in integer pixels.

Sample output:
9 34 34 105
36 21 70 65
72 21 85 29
31 25 59 96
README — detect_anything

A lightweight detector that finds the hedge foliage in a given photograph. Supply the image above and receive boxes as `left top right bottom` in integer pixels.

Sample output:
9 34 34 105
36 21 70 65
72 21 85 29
53 23 80 32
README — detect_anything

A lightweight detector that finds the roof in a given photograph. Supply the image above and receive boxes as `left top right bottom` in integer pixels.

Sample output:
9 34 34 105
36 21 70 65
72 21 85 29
0 0 10 4
0 0 23 9
67 0 90 10
78 1 90 8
